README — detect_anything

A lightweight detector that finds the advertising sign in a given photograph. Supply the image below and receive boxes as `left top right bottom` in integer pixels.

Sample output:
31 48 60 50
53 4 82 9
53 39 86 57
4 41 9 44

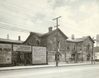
13 44 31 52
32 46 46 64
0 44 12 64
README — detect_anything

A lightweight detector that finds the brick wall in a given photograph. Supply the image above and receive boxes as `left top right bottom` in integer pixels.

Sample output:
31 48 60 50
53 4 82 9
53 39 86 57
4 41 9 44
46 31 67 62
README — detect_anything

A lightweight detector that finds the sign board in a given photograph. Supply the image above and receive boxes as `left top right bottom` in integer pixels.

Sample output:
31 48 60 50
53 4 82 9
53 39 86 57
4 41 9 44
32 46 46 64
95 53 99 60
0 44 12 64
13 45 31 52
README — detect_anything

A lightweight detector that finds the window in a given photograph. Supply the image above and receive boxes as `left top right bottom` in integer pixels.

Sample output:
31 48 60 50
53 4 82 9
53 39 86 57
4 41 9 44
67 46 69 50
86 44 90 51
0 48 2 52
3 48 10 51
36 40 40 46
80 48 82 50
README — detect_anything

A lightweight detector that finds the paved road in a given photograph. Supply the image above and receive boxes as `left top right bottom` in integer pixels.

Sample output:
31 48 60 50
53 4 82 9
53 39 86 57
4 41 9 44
0 64 99 78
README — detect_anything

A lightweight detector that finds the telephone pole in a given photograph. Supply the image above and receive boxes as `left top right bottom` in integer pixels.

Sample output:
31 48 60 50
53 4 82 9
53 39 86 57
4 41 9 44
53 16 61 29
53 16 61 66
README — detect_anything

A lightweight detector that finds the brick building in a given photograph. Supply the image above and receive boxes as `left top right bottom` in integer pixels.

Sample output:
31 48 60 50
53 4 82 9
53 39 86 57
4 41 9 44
0 27 95 66
66 36 94 63
24 27 68 63
41 28 68 62
24 28 94 64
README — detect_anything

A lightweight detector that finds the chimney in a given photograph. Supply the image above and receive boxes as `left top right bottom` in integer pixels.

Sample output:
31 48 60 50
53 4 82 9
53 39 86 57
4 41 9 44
18 36 21 41
71 34 75 40
7 34 9 39
48 27 53 32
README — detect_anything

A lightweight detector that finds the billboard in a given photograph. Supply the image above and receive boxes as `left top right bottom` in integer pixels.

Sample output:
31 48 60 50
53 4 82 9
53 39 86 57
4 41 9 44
32 46 46 64
13 44 31 52
0 44 12 64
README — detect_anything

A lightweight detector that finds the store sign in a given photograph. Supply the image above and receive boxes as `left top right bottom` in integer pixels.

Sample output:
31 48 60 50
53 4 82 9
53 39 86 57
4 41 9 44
13 45 31 52
0 44 12 64
32 46 46 64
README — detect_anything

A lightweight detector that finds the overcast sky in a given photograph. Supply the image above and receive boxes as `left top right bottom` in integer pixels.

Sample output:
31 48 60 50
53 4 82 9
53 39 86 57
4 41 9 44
0 0 99 41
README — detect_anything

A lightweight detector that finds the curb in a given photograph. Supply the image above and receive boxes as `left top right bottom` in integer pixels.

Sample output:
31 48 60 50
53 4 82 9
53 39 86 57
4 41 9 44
0 63 96 71
0 65 53 71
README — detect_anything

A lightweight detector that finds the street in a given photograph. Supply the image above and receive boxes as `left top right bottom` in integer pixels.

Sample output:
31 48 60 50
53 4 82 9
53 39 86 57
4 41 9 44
0 64 99 78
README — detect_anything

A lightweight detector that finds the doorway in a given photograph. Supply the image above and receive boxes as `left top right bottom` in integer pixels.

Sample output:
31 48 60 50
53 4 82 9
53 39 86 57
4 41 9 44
13 52 32 66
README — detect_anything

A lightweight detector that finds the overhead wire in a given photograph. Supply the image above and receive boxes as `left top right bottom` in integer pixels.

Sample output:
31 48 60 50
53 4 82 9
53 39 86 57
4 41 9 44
0 22 31 33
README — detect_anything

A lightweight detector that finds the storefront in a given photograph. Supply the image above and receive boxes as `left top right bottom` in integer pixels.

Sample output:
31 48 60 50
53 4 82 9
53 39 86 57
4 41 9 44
13 44 32 65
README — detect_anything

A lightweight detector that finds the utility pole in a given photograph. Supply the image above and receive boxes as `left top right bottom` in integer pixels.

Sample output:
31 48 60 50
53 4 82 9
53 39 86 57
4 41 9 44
53 16 61 67
53 16 61 29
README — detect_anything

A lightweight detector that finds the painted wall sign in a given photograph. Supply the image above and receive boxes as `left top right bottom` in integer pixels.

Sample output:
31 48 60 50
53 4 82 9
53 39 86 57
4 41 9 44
32 46 46 64
13 45 31 52
0 44 12 64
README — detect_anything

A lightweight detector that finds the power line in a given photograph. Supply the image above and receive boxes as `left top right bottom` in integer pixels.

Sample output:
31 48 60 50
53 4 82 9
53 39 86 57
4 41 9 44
0 22 31 33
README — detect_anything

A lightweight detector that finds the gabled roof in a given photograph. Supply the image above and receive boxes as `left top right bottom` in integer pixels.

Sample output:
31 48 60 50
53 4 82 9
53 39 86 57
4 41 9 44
0 38 23 44
76 36 94 43
24 28 68 44
67 36 94 43
29 32 43 37
41 28 68 39
23 32 43 43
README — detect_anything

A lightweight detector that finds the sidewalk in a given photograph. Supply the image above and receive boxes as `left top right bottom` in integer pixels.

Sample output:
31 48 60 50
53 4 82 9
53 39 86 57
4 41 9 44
0 62 98 71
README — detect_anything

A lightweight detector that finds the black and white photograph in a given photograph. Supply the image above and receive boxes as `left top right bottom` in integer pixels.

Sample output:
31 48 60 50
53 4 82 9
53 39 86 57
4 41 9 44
0 0 99 78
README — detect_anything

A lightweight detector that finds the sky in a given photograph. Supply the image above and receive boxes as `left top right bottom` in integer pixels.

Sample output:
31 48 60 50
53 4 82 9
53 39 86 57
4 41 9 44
0 0 99 41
